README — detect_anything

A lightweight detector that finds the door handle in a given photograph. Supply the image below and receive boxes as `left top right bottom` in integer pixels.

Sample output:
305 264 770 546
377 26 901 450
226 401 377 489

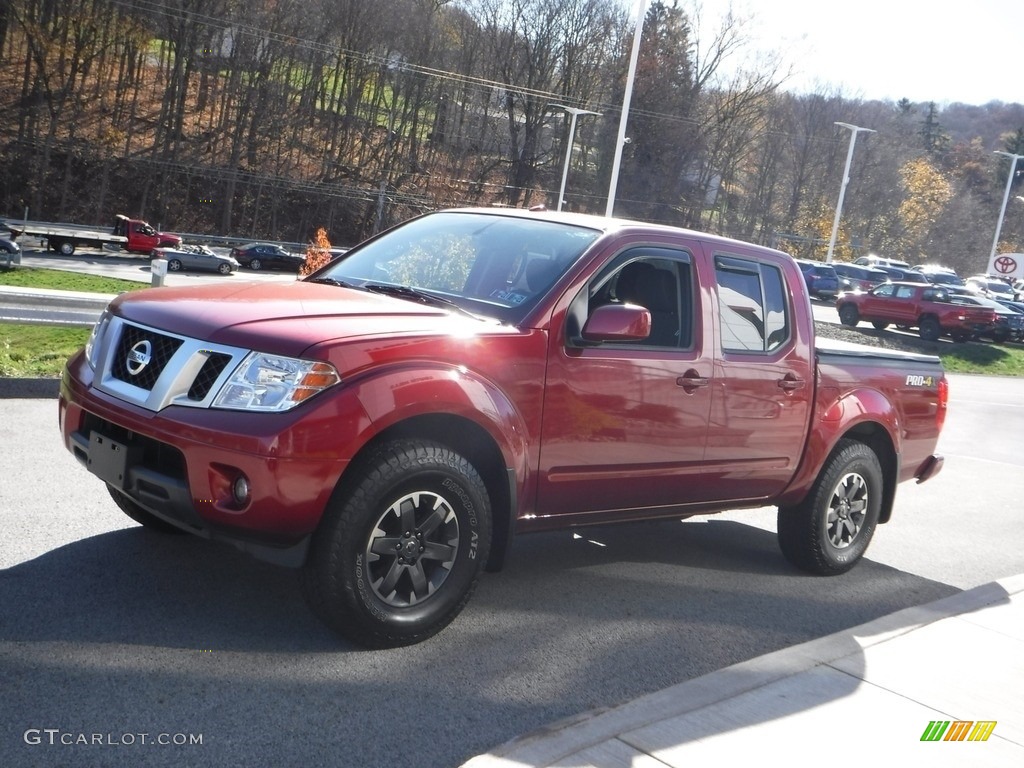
676 371 709 393
777 375 806 392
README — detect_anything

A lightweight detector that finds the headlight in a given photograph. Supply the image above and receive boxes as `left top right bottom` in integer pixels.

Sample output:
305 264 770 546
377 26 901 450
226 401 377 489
85 310 112 370
212 353 340 412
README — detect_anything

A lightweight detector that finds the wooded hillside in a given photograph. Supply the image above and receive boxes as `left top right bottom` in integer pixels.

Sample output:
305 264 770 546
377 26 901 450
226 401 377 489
2 0 1022 273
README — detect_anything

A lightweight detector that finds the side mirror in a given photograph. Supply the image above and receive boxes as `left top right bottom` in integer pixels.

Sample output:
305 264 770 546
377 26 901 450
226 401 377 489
582 303 651 342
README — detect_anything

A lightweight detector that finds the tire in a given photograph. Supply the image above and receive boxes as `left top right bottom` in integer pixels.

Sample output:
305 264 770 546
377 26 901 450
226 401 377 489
167 258 182 272
777 439 882 575
218 262 231 275
838 304 859 327
51 238 75 255
871 321 889 330
107 484 186 535
918 315 941 342
301 440 492 648
248 258 262 270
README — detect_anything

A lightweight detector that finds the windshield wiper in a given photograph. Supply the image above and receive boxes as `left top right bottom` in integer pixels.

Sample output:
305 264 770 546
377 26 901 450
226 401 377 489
364 283 480 318
306 276 357 288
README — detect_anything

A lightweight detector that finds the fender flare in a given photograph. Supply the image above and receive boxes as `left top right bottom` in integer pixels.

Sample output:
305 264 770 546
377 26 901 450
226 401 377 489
777 387 900 520
340 362 532 569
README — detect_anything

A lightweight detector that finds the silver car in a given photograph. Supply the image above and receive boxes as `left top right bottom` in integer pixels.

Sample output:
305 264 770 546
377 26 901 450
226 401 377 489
156 244 240 275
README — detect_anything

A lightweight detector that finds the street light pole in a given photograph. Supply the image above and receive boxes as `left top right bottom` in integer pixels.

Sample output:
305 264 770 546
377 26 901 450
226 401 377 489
825 122 876 264
606 0 647 217
987 151 1024 267
552 105 601 212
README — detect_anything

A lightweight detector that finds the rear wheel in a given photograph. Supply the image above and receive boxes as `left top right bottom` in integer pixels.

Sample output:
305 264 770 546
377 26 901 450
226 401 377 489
301 440 492 648
167 258 182 272
838 304 859 327
777 439 882 575
107 484 186 534
918 315 941 342
871 321 889 330
248 258 262 270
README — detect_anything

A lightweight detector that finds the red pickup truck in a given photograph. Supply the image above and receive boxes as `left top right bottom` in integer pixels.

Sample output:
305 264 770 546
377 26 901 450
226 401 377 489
59 208 947 647
836 281 996 341
111 214 183 254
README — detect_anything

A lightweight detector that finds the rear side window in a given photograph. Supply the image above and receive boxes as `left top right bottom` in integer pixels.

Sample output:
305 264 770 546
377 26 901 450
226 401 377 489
715 255 789 353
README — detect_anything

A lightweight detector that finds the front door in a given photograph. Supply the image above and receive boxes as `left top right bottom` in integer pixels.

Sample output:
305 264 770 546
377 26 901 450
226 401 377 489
535 246 715 521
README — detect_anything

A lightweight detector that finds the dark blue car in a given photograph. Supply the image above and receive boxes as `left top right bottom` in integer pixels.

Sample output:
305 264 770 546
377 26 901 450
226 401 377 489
795 259 840 300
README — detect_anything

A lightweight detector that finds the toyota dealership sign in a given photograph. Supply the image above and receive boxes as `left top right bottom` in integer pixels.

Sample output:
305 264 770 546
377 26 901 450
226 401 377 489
987 253 1024 279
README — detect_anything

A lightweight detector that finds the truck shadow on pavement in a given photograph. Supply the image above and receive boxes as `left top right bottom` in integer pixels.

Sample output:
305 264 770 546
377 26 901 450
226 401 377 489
0 517 959 657
0 517 964 767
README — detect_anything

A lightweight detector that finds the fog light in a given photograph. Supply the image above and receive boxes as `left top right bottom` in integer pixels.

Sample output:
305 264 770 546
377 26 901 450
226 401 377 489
232 475 251 506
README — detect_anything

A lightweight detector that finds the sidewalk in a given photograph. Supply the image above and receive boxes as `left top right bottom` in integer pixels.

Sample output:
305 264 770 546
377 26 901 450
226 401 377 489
463 574 1023 767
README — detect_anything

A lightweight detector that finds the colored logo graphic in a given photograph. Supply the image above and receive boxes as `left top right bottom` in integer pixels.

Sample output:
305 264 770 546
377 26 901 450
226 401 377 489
993 255 1018 275
921 720 997 742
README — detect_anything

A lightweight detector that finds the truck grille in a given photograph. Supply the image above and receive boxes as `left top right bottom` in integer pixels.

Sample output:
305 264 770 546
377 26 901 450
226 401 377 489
188 353 234 401
111 324 184 390
96 318 247 412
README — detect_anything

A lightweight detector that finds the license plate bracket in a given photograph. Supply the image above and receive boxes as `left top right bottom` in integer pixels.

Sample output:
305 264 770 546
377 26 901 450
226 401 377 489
88 432 141 490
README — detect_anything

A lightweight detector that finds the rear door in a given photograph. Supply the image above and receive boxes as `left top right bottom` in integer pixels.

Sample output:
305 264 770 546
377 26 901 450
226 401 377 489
704 251 813 500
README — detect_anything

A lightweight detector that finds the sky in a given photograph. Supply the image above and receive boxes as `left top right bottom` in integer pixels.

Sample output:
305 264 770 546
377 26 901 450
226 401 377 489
695 0 1023 106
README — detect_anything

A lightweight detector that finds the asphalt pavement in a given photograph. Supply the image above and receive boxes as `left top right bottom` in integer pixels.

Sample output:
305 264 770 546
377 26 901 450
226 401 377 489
462 574 1023 767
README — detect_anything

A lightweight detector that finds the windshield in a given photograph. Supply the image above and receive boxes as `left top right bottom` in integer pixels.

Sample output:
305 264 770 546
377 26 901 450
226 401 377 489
314 211 602 321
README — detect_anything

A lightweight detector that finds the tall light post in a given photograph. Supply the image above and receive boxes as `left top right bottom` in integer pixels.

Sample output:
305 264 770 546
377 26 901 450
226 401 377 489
552 105 601 212
606 0 648 217
987 151 1024 266
825 122 876 264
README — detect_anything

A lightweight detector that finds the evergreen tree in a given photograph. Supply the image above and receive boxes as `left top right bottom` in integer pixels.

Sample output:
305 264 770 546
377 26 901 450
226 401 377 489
920 102 949 154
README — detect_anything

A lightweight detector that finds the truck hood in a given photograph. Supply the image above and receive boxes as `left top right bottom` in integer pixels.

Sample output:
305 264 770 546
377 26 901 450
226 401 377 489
109 280 498 356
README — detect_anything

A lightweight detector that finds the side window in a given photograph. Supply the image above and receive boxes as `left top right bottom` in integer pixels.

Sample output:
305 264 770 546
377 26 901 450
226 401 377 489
715 255 790 353
569 247 694 349
896 285 916 299
874 283 895 297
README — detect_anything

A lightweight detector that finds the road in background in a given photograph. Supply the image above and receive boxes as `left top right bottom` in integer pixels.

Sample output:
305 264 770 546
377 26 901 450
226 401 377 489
14 245 298 287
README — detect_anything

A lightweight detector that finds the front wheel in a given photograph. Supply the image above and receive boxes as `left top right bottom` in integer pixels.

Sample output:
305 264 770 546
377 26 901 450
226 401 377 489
777 439 882 575
301 440 492 648
838 304 860 327
217 262 231 275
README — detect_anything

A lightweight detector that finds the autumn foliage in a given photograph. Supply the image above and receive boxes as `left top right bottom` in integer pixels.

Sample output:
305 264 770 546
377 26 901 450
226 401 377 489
300 228 333 277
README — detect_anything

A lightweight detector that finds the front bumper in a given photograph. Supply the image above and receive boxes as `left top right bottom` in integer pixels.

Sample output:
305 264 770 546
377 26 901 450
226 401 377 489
59 352 368 566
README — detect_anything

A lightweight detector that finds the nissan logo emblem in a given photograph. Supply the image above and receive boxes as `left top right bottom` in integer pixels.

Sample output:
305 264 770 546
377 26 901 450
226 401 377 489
126 340 153 376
